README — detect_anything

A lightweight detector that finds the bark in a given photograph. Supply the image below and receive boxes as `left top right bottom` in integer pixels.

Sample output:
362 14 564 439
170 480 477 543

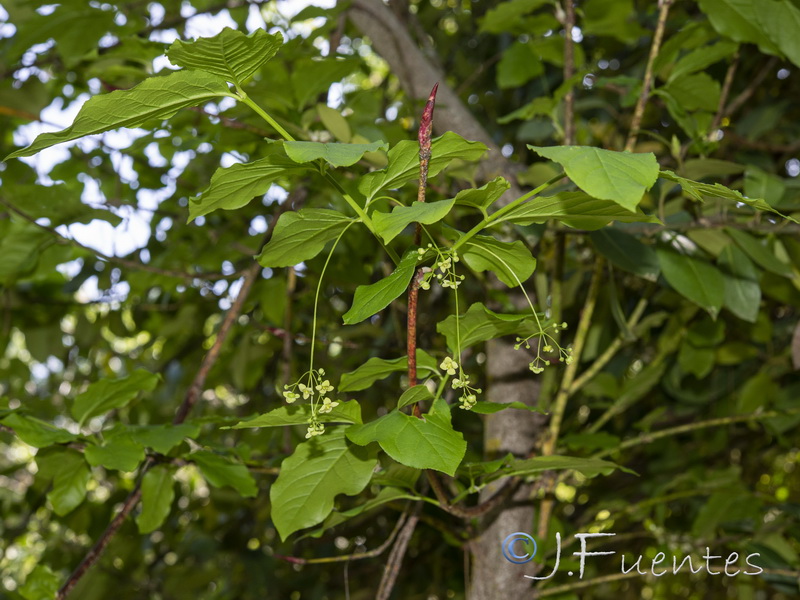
344 3 543 598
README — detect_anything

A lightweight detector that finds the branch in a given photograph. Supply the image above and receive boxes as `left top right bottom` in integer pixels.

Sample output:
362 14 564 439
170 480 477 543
0 199 244 282
55 194 297 599
624 0 673 152
376 507 421 600
561 0 577 145
710 50 739 133
592 407 800 460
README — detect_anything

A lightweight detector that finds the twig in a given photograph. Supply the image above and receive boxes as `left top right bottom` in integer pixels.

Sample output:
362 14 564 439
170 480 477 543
568 296 649 395
624 0 673 152
55 194 295 599
537 258 604 539
536 571 642 597
0 199 243 282
274 512 409 565
427 472 521 519
710 50 739 133
723 57 779 119
562 0 576 145
591 407 800 460
375 506 421 600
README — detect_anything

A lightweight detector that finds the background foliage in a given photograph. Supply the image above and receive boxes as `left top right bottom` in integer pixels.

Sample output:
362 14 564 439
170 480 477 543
1 0 799 599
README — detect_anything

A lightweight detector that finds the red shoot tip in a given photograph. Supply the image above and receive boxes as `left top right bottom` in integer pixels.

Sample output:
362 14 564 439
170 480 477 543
418 82 439 157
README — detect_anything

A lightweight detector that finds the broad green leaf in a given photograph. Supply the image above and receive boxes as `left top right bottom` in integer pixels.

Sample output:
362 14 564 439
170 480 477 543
719 243 761 323
136 465 176 533
343 249 418 325
753 0 800 68
346 397 467 476
663 72 720 112
85 437 145 472
72 369 159 428
679 340 716 379
229 400 362 429
397 385 434 409
270 427 377 539
667 40 738 83
307 487 418 538
285 140 388 168
48 451 91 516
19 565 60 600
496 191 660 229
436 302 546 352
372 199 455 244
0 221 53 281
528 145 659 211
127 423 200 454
479 0 550 33
725 228 793 277
657 249 725 318
590 228 660 280
291 57 360 109
167 28 283 86
497 41 545 88
461 235 537 287
256 208 355 268
0 413 76 447
317 103 351 141
470 401 543 414
191 451 257 497
659 170 797 221
697 0 774 49
189 152 308 221
339 350 439 392
359 132 487 200
489 455 627 481
744 167 785 206
5 71 231 160
452 177 510 211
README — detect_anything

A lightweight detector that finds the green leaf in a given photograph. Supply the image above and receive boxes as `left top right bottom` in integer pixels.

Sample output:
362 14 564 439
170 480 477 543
659 170 797 221
346 397 467 476
127 423 200 454
436 302 545 352
657 249 725 318
667 40 738 83
5 71 231 160
753 0 800 68
136 465 176 533
528 145 659 211
496 191 660 229
189 151 309 221
343 249 418 325
256 208 355 268
590 228 660 280
697 0 774 49
359 132 487 201
339 350 439 392
497 41 545 88
85 437 145 472
719 243 761 323
307 487 418 537
479 0 550 33
0 413 77 447
397 385 434 409
167 28 283 86
19 565 60 600
229 400 362 429
492 455 627 480
191 451 257 497
452 177 510 211
662 72 721 112
725 228 793 277
461 235 537 287
470 401 544 414
72 369 159 428
48 451 91 516
744 167 785 206
317 103 352 142
372 199 455 244
284 140 388 168
270 427 377 540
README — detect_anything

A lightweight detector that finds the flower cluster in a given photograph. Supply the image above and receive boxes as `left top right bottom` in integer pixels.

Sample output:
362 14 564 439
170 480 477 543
282 368 341 437
417 245 464 291
513 322 573 374
440 357 481 410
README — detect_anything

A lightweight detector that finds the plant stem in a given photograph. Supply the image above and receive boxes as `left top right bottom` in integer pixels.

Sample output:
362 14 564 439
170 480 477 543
624 0 673 152
451 172 565 252
562 0 576 145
